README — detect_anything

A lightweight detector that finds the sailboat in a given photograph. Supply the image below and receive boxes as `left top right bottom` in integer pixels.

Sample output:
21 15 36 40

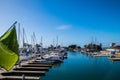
18 27 33 61
0 21 19 71
19 27 41 62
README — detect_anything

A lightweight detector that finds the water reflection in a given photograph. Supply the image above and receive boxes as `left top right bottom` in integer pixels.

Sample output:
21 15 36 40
41 51 120 80
53 63 62 68
68 51 78 56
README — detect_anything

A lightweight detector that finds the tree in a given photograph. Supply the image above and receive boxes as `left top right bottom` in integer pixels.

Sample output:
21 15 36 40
68 45 77 49
68 44 81 51
77 46 81 49
83 43 102 51
84 45 87 48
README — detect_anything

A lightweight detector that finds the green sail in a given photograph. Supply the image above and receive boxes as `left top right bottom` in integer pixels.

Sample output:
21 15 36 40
0 26 19 71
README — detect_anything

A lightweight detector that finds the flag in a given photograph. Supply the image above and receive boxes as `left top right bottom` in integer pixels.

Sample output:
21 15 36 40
0 25 19 71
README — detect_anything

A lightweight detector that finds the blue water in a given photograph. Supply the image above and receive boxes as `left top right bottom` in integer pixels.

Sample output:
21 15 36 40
41 51 120 80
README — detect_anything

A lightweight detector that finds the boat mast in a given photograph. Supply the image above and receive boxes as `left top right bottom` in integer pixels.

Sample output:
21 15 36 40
56 36 58 48
18 23 20 48
41 36 43 45
40 36 43 53
31 35 33 46
33 32 37 45
23 28 25 48
53 39 55 47
40 36 43 47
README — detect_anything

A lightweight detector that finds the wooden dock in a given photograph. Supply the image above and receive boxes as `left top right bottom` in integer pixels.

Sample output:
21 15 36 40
0 61 52 79
0 60 54 80
29 61 54 65
0 76 40 80
1 71 46 76
92 53 110 57
13 67 49 71
21 64 52 67
109 57 120 61
93 55 110 57
0 51 67 80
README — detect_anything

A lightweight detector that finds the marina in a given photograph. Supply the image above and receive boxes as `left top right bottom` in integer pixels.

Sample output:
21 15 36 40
0 0 120 80
0 22 120 80
0 47 67 80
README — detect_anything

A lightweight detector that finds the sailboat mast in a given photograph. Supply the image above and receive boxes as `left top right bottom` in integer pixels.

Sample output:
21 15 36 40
18 23 20 47
41 36 43 45
33 32 38 44
33 32 35 45
23 28 25 47
53 39 55 47
56 36 58 47
40 36 43 47
40 36 43 53
31 35 33 46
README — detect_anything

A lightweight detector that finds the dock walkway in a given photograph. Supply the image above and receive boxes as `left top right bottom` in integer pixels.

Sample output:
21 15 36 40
109 57 120 61
0 76 40 80
0 58 53 80
0 51 67 80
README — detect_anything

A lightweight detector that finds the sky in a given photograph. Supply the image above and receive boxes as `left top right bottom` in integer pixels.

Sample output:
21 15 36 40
0 0 120 47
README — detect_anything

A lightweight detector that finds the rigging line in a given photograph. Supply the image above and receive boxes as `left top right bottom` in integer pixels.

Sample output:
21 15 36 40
33 32 37 44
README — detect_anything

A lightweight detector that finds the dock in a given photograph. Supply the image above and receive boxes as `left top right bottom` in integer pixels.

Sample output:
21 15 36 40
21 64 52 67
13 67 49 71
0 76 40 80
29 61 54 65
0 50 67 80
1 70 46 76
92 52 110 57
93 54 110 57
0 60 51 80
109 57 120 61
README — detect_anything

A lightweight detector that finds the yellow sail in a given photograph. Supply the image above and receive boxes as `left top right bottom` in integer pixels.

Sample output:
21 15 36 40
0 25 19 71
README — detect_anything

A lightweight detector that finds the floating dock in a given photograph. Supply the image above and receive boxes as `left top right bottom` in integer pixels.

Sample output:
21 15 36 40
13 67 49 71
93 54 110 57
21 64 52 67
0 76 40 80
0 51 67 80
1 70 46 76
109 57 120 61
29 61 54 65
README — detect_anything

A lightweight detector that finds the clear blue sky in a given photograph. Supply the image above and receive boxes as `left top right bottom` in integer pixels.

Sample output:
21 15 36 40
0 0 120 47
